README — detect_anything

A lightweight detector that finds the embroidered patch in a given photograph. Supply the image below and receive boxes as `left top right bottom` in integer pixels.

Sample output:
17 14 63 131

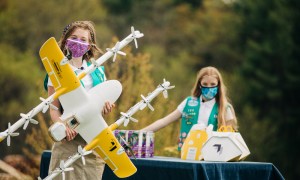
188 100 199 106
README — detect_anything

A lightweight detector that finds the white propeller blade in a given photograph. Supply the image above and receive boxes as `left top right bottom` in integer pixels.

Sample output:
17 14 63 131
120 112 138 126
6 122 19 146
21 111 38 130
78 146 92 166
126 26 144 48
140 95 154 111
54 160 74 180
40 97 58 113
161 79 175 99
131 26 138 48
106 42 126 62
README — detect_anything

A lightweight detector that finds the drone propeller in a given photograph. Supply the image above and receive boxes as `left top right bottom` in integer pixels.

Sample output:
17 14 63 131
4 123 19 146
21 110 38 130
77 145 92 166
140 95 154 111
161 79 175 99
53 160 74 180
126 26 143 49
119 135 136 160
106 42 126 62
120 112 138 127
40 97 58 113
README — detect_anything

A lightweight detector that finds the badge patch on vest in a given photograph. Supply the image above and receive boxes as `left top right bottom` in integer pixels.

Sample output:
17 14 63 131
188 99 199 106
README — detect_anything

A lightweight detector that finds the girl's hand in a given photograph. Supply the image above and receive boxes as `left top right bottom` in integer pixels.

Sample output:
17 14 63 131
102 101 115 115
65 126 77 141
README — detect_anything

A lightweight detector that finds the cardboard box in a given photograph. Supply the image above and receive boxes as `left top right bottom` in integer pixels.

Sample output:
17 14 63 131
114 130 154 158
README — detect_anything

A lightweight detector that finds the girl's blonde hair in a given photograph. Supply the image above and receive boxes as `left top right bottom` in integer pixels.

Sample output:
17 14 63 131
58 21 103 61
191 66 238 130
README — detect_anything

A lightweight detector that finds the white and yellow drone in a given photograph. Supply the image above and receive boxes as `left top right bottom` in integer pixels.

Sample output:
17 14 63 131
0 27 174 180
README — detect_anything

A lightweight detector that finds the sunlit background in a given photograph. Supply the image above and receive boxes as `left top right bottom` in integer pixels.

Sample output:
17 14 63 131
0 0 299 179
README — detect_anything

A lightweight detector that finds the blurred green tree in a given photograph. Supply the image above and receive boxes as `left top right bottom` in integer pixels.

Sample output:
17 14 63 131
0 43 44 157
233 0 300 179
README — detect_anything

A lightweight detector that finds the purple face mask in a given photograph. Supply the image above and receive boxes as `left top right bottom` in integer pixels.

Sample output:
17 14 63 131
66 39 90 58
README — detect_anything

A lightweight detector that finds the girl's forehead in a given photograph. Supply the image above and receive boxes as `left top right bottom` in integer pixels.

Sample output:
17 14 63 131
70 28 90 38
201 75 218 83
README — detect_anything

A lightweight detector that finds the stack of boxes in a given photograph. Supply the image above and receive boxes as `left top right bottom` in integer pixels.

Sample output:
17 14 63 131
114 130 154 158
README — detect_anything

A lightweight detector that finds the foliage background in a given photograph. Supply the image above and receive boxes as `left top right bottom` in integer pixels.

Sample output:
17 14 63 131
0 0 299 179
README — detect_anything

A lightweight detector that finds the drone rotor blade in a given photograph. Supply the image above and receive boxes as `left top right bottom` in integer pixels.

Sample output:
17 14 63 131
113 53 117 62
168 85 175 89
10 132 19 137
130 117 138 123
50 104 59 111
124 119 130 127
6 123 19 146
23 120 30 130
163 90 168 99
134 39 138 49
62 171 65 180
30 119 39 124
117 51 126 56
147 103 155 111
42 105 49 113
7 135 10 146
65 167 74 172
77 145 92 165
81 156 86 166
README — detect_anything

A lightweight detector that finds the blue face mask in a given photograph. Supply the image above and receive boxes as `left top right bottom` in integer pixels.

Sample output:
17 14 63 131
201 86 218 100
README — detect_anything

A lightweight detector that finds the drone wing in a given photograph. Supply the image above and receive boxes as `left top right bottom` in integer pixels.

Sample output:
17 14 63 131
39 37 81 99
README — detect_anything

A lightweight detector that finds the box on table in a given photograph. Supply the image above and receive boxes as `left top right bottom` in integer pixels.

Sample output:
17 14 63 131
114 130 154 158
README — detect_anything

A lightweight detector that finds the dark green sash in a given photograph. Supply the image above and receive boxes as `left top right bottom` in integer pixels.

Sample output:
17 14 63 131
178 96 218 150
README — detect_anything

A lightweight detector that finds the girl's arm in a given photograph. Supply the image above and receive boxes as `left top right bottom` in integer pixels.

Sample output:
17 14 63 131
142 109 182 132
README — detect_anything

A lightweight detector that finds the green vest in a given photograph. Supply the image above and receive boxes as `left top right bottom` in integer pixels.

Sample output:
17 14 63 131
43 62 106 91
178 96 218 150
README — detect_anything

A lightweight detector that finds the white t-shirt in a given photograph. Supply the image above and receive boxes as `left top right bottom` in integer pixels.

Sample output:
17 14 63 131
48 60 94 91
177 96 234 126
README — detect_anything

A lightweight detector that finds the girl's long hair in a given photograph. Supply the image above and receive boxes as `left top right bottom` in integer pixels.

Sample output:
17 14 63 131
58 21 103 61
191 66 238 130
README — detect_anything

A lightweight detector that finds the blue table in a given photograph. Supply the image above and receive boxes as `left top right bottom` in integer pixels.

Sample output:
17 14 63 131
40 151 284 180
